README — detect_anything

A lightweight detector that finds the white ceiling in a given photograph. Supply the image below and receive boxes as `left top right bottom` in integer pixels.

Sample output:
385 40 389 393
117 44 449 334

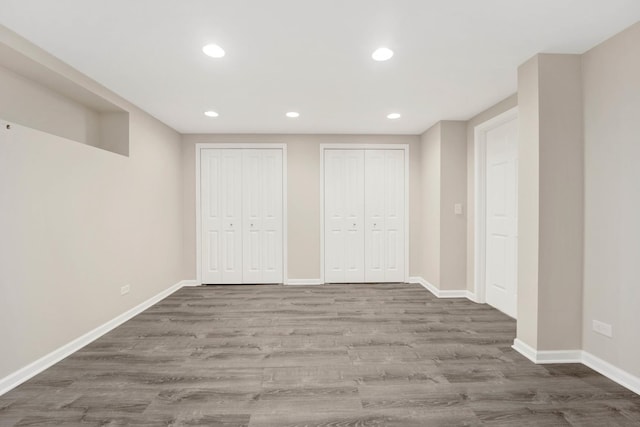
1 1 640 135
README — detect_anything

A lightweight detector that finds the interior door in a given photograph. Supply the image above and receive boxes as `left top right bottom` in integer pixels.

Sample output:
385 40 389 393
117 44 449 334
364 150 385 282
382 150 405 282
242 149 283 283
485 118 518 318
201 149 243 284
364 150 405 282
324 149 365 283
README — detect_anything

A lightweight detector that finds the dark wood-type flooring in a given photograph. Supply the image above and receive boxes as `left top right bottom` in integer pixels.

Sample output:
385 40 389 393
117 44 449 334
1 283 639 426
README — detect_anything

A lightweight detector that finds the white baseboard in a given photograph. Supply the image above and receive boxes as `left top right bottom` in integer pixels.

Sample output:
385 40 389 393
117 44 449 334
582 351 640 396
285 279 323 285
512 338 640 396
0 280 190 396
179 280 201 287
512 338 582 364
409 276 472 299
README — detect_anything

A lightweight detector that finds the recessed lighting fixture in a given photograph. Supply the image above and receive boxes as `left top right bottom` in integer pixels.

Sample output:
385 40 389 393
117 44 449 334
204 111 219 117
372 47 394 61
387 113 401 119
202 44 225 58
286 112 300 118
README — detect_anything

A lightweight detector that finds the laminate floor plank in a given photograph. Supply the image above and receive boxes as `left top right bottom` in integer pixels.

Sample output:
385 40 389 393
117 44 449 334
0 283 638 426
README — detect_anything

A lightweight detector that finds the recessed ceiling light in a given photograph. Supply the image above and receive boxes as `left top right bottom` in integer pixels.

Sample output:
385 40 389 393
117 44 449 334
372 47 394 61
387 113 401 119
204 111 219 117
286 112 300 118
202 44 225 58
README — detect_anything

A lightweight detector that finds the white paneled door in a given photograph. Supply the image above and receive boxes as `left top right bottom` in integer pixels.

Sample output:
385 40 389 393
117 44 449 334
201 148 283 284
324 150 365 283
325 148 406 283
201 149 243 284
485 119 518 318
242 149 283 284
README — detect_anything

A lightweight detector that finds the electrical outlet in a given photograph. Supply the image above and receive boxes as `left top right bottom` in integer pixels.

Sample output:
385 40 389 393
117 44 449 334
454 203 463 215
120 284 130 296
592 319 612 338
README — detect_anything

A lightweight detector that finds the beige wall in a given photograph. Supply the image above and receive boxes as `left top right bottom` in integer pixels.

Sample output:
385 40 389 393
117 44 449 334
181 134 422 281
582 22 640 377
516 54 584 351
418 121 467 290
439 122 467 290
420 124 441 286
0 30 183 380
465 94 518 293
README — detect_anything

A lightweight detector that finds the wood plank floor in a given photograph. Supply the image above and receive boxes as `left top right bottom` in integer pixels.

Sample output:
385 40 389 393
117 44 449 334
1 283 639 426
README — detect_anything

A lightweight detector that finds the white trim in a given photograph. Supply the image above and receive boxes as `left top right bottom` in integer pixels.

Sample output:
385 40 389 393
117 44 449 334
0 280 192 396
285 279 323 285
320 144 410 284
180 280 201 287
473 107 518 305
195 143 288 285
512 339 640 395
409 276 473 299
512 339 582 364
582 352 640 396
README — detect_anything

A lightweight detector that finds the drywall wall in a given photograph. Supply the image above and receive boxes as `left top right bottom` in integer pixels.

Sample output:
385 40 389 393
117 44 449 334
516 55 541 348
439 122 467 290
0 65 101 147
516 53 584 351
181 134 421 281
465 94 518 293
582 22 640 377
418 121 467 290
536 54 584 351
0 30 183 380
420 124 441 287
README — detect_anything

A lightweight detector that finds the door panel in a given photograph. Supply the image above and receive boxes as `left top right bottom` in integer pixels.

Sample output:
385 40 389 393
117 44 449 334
485 118 518 318
201 149 242 284
365 150 385 282
383 150 405 282
242 149 283 283
324 150 365 283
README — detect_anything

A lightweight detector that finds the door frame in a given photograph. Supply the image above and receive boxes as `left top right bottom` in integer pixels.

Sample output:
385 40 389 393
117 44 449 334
319 144 410 284
473 107 518 304
195 143 288 284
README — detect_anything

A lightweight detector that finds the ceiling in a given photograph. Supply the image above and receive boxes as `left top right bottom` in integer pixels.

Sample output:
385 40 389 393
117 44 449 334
1 1 639 135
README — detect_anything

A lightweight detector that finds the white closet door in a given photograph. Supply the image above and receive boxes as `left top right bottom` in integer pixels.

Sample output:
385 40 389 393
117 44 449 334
365 150 405 282
383 150 405 282
242 149 283 284
364 150 386 282
324 149 365 283
201 149 243 284
485 119 518 318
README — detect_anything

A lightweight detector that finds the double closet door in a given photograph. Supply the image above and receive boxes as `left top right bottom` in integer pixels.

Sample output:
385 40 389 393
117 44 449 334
201 148 283 284
324 149 406 283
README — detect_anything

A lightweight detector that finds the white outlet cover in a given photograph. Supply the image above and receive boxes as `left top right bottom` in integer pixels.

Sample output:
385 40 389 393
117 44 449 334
592 319 612 338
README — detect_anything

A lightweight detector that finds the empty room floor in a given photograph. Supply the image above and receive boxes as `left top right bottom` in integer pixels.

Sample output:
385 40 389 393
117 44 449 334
0 283 639 426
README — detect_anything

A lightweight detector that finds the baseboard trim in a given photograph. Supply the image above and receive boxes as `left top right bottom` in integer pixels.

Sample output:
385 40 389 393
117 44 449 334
179 280 201 287
582 351 640 396
0 280 190 396
512 339 639 396
285 279 323 285
409 276 471 299
512 339 582 364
